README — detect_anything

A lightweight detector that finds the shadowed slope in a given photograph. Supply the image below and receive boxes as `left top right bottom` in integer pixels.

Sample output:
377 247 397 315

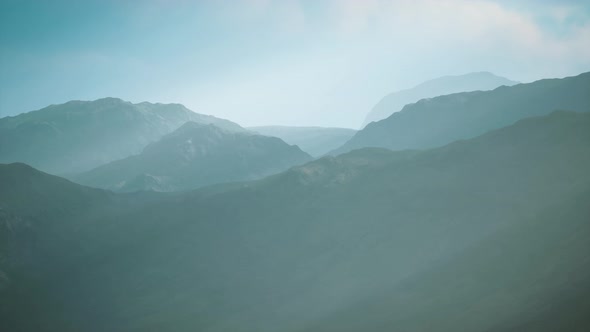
1 111 589 331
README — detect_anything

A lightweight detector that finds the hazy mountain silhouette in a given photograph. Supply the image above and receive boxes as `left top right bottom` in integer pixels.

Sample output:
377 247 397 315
249 126 356 157
0 97 244 175
74 121 312 192
362 72 517 127
333 71 590 155
1 111 589 331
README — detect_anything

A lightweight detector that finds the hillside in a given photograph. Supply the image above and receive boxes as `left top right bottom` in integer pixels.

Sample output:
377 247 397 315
1 111 589 331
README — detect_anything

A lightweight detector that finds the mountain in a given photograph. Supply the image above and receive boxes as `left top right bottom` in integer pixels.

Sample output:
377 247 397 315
362 72 517 127
1 111 589 331
333 71 590 155
249 126 356 157
73 122 312 192
300 191 590 332
0 97 245 175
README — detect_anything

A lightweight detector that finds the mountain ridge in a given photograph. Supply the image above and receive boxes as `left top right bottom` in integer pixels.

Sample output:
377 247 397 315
333 71 590 155
73 121 312 192
2 110 587 331
0 97 245 175
361 71 517 127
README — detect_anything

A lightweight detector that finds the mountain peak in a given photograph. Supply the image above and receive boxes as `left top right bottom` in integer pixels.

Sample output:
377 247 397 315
0 99 244 174
75 122 312 192
91 97 127 104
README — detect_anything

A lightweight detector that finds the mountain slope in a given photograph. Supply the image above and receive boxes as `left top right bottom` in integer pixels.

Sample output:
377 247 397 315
362 72 517 127
1 111 589 331
74 122 313 192
249 126 356 157
299 190 590 332
333 71 590 155
0 98 244 175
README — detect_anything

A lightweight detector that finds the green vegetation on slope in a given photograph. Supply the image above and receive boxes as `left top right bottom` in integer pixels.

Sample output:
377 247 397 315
1 111 589 331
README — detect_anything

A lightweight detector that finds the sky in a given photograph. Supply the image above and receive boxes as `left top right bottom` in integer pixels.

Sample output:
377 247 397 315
1 0 590 128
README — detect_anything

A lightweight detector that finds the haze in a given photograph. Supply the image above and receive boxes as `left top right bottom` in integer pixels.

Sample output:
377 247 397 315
3 1 590 331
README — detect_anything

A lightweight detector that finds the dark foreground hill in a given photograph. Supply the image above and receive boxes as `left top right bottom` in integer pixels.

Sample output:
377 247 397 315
0 97 244 175
1 111 589 332
74 122 312 192
333 71 590 155
249 126 356 157
362 71 517 127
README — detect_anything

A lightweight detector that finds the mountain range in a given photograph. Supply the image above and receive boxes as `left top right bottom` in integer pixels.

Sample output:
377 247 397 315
74 121 312 192
249 126 356 157
332 71 590 155
2 110 589 331
361 72 517 127
0 97 244 175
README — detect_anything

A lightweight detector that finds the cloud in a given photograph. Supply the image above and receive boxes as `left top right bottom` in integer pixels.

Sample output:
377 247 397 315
322 0 590 77
274 0 306 34
329 1 586 49
3 0 589 125
182 0 590 127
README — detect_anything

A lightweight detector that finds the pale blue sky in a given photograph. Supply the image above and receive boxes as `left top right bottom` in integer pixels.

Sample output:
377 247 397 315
1 0 589 128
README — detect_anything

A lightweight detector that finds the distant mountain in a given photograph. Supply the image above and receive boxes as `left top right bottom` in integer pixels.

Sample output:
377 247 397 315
2 111 589 331
249 126 356 157
333 71 590 155
362 72 517 127
0 97 245 175
74 121 312 192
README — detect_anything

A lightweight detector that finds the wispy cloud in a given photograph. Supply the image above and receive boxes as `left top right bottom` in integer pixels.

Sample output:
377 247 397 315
322 0 590 59
2 0 589 126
